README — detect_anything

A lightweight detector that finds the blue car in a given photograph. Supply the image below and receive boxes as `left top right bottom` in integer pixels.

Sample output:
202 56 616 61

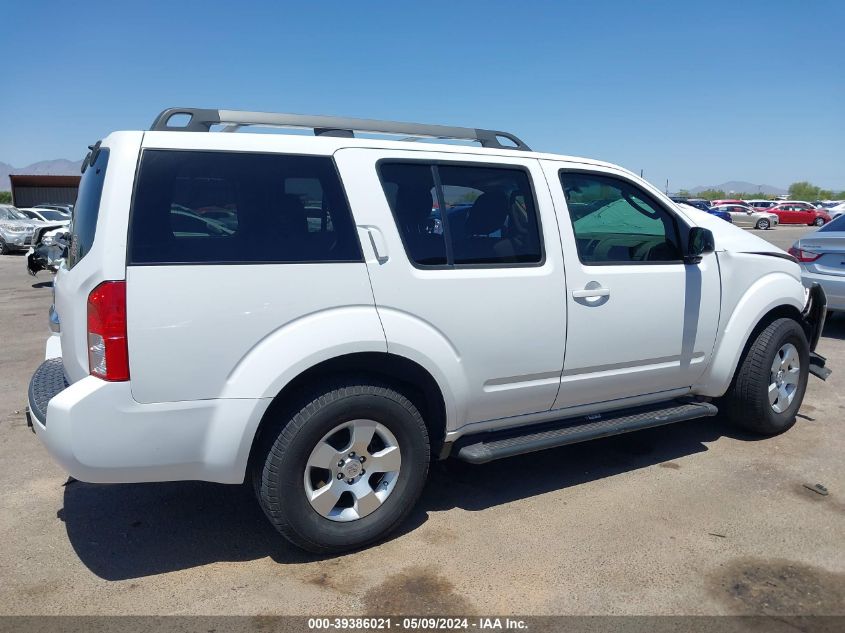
671 197 732 223
706 207 732 223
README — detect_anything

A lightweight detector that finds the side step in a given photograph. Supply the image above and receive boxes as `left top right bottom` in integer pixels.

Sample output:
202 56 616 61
455 399 718 464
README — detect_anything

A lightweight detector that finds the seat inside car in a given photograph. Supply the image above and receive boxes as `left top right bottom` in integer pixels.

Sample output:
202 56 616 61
457 191 513 262
395 185 446 265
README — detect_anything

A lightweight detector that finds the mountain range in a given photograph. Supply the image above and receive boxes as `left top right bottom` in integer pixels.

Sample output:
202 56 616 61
1 159 84 191
688 181 787 195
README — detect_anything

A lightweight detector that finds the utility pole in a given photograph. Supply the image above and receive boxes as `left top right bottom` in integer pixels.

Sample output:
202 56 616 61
666 179 669 195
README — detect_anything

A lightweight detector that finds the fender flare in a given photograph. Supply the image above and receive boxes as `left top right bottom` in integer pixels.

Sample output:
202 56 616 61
696 272 804 397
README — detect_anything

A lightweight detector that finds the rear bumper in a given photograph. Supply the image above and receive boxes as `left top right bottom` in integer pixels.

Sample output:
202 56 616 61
27 357 271 484
802 271 845 312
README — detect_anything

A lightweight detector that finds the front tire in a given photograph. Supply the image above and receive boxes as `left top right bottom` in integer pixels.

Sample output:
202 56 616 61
755 218 770 230
813 217 825 226
255 381 430 553
720 318 809 435
0 238 10 255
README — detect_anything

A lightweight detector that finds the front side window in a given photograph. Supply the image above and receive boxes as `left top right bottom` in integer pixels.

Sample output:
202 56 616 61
560 171 682 264
129 151 361 265
379 162 542 267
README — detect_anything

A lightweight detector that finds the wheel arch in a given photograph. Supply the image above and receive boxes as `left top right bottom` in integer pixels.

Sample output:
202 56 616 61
697 279 805 398
246 352 450 481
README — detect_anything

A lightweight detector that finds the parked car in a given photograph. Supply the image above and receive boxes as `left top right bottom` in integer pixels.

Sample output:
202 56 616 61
34 203 74 214
769 201 831 226
744 199 778 211
676 202 732 223
27 107 830 553
711 199 746 207
712 204 779 229
0 204 41 254
789 214 845 313
827 201 845 219
669 197 710 212
26 226 70 276
18 207 70 225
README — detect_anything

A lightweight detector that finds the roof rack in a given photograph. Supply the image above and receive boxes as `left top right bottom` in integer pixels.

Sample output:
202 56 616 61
150 107 531 151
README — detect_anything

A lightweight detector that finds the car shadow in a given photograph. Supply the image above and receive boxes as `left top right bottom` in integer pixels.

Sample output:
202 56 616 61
821 312 844 341
60 414 757 580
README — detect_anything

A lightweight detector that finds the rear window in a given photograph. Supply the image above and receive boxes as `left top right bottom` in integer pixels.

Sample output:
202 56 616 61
128 150 361 264
38 210 68 221
68 148 109 268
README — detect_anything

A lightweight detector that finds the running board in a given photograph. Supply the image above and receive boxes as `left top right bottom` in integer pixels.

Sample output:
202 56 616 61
809 352 831 381
455 399 718 464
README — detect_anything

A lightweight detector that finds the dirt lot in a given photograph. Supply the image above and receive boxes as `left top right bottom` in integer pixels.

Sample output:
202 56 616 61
1 225 843 616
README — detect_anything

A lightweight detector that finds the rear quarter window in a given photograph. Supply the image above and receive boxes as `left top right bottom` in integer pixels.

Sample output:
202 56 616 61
128 150 361 265
68 148 109 268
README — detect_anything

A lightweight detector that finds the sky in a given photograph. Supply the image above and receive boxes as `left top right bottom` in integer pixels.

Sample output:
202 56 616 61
3 0 843 192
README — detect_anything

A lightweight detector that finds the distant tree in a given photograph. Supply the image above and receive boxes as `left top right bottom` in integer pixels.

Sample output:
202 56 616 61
0 191 11 204
788 181 821 201
695 189 726 200
677 189 691 197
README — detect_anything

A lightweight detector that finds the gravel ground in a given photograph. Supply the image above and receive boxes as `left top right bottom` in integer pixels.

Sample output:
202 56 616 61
0 225 842 616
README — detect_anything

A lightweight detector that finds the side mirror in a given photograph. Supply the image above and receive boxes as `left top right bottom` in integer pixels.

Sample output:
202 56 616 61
685 227 715 265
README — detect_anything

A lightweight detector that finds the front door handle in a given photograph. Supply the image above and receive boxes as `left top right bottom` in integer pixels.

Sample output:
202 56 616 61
572 286 610 299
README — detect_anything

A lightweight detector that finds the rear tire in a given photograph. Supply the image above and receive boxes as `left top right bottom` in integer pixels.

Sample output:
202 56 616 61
719 318 809 435
255 380 430 554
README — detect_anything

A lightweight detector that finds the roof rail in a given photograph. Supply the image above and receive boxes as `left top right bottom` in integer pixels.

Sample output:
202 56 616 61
150 107 531 151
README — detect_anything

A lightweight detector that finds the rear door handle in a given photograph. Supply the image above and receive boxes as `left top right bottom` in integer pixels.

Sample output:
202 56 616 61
358 226 389 263
572 286 610 298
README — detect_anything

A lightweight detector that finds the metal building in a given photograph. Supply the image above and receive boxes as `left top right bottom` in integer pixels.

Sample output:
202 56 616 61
9 175 80 208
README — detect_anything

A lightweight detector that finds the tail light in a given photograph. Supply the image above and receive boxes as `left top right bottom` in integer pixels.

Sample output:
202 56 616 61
87 281 129 381
788 246 821 263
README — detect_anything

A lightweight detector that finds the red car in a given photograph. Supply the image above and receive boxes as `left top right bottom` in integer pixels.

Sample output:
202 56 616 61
768 201 831 226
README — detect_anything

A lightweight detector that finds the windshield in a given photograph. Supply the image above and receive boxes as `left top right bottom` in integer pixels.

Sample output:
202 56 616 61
0 205 27 220
38 210 68 221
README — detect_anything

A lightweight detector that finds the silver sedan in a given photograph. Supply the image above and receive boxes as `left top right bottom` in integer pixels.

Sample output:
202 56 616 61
712 204 779 230
789 215 845 313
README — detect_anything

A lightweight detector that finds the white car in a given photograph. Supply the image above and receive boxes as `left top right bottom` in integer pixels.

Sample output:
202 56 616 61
27 108 830 553
18 207 70 226
744 199 778 211
827 201 845 219
712 203 779 229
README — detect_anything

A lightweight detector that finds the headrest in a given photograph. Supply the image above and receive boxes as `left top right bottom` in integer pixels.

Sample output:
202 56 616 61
466 192 509 235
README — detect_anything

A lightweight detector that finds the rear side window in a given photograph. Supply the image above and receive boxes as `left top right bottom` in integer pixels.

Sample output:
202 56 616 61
379 161 543 267
68 148 109 268
128 151 361 264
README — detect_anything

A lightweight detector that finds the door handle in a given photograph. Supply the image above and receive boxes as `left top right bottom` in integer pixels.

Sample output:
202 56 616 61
358 226 389 263
572 286 610 298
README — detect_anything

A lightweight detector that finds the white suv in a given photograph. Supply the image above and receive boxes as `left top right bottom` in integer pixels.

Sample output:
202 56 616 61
27 108 830 553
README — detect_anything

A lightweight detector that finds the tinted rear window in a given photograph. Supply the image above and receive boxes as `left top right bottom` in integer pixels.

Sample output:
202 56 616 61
68 148 109 268
128 150 361 265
